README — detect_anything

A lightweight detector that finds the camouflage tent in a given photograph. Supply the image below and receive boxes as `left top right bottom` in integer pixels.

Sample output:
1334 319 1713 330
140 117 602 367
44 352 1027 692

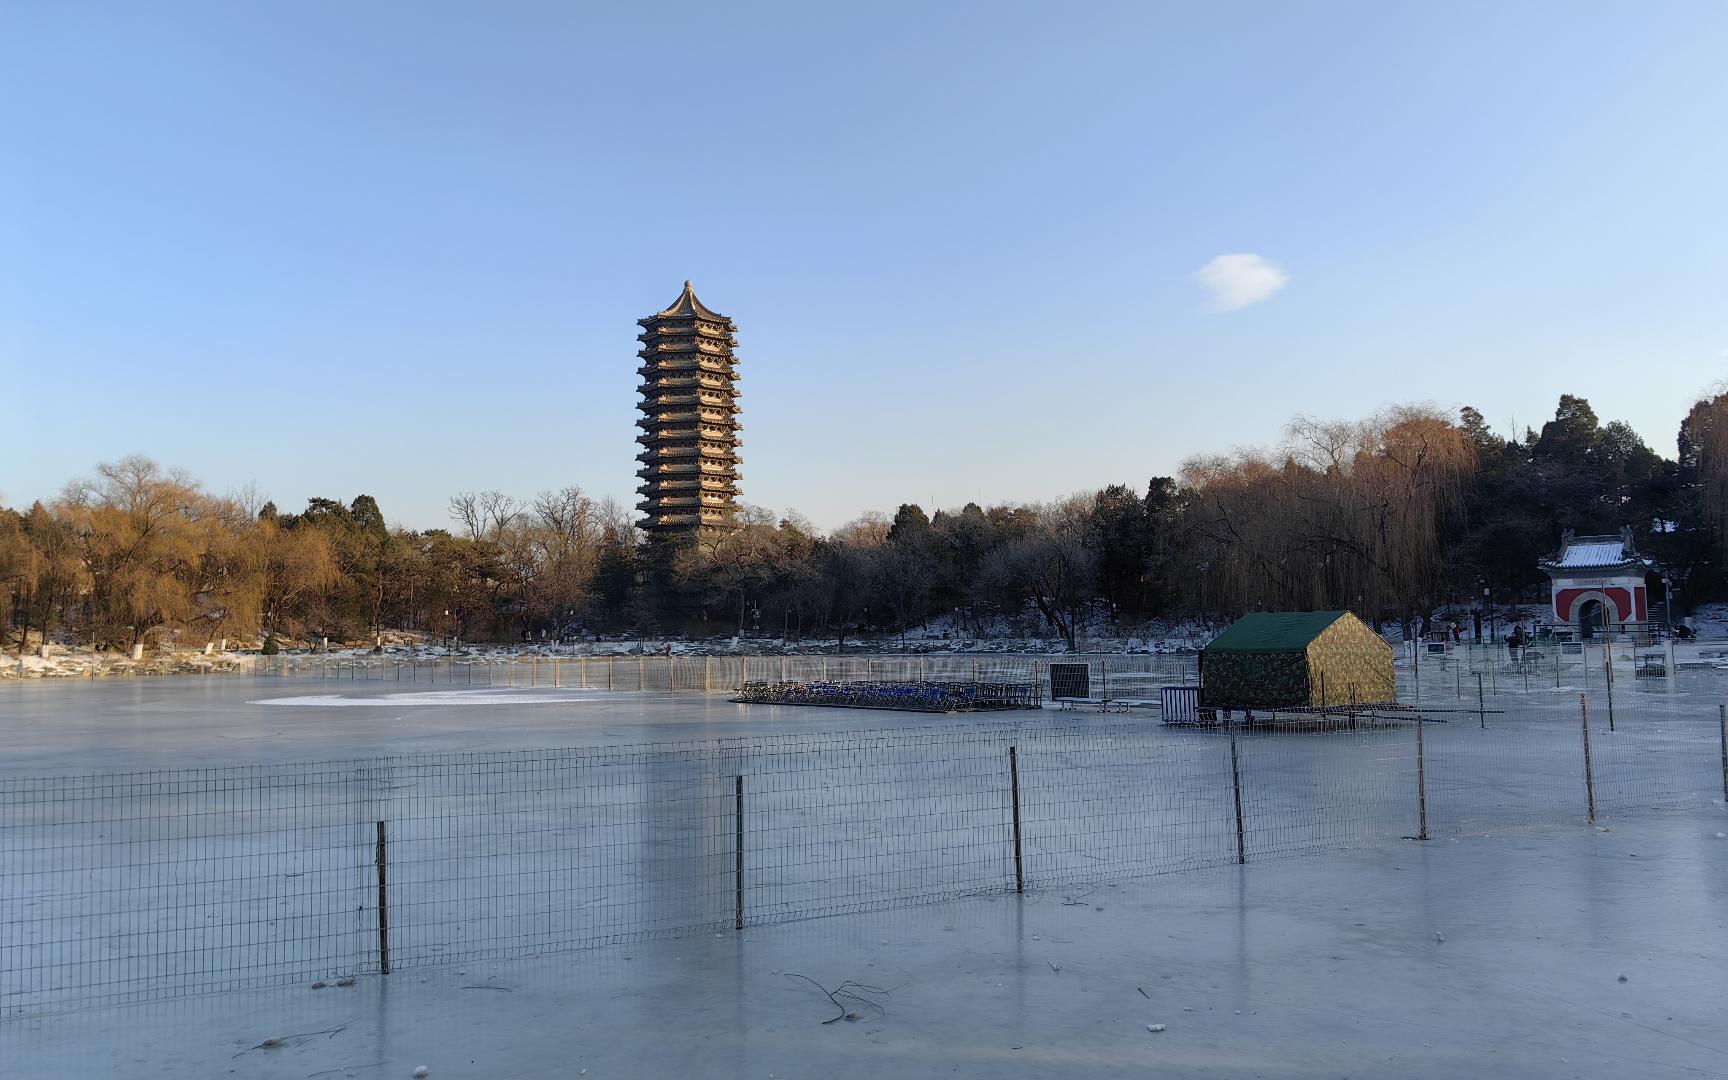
1199 611 1395 709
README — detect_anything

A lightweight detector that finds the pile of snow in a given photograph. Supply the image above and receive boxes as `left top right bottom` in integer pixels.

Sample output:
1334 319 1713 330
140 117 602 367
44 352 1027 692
2 645 260 680
1687 602 1728 638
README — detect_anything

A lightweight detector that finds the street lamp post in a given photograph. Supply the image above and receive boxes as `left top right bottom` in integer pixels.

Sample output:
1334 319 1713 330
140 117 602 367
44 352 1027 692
1197 562 1209 631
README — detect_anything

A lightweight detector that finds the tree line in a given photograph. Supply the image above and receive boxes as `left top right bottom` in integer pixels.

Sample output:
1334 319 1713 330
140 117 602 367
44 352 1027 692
3 391 1725 653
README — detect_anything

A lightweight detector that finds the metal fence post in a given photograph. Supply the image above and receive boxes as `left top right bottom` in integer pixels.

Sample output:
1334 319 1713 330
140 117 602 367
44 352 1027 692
1008 745 1025 893
1476 673 1485 729
733 775 745 930
1580 695 1597 824
1719 704 1727 804
1605 653 1615 731
1229 726 1246 864
1414 714 1429 841
375 820 392 975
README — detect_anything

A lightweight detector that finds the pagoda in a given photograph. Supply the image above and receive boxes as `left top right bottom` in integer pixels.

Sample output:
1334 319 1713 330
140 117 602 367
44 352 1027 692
634 281 742 535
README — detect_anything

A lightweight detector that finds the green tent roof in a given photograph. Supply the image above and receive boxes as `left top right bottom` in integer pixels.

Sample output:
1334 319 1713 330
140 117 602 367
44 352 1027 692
1203 611 1348 653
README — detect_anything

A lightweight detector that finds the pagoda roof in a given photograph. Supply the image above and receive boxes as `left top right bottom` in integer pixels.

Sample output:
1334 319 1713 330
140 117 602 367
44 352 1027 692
641 281 730 324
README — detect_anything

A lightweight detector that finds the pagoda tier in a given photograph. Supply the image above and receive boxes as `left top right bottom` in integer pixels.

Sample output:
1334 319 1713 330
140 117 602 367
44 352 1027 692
637 412 741 427
637 426 741 442
634 282 742 535
637 484 741 499
635 464 741 481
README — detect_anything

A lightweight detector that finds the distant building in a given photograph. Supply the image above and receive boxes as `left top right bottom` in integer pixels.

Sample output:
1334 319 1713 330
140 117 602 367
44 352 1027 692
1538 528 1651 637
634 282 742 536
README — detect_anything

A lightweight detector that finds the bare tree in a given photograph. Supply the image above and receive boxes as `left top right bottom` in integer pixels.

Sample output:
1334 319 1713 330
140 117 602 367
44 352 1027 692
449 491 523 542
980 523 1099 651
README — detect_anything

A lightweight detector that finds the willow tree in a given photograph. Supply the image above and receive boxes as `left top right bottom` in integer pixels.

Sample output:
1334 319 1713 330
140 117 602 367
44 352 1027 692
1179 406 1474 629
58 456 209 649
247 513 340 641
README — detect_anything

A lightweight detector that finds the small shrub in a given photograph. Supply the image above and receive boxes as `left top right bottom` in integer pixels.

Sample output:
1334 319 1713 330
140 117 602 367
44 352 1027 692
261 634 281 656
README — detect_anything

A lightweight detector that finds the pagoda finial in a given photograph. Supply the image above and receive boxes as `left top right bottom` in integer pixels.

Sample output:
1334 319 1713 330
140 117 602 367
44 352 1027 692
649 280 725 321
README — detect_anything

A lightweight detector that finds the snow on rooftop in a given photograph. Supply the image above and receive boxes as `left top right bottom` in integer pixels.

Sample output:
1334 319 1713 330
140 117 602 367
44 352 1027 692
1555 540 1628 568
1555 535 1617 563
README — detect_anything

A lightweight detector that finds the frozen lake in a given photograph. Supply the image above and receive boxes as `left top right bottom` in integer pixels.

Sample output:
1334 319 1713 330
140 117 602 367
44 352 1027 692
2 648 1725 775
0 677 1024 775
2 669 1725 1077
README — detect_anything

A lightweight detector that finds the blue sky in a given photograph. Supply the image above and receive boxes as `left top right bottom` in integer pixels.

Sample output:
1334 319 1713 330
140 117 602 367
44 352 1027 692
3 2 1724 530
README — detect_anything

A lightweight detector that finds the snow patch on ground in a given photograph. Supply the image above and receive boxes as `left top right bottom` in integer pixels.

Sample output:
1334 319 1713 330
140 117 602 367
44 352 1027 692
247 689 617 707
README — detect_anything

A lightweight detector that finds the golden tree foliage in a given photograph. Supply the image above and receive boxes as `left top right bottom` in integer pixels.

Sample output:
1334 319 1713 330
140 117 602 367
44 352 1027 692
1180 405 1475 625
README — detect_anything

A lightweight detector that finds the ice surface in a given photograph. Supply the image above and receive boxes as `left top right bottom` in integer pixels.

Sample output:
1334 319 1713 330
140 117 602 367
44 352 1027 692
3 669 1726 1077
5 816 1725 1079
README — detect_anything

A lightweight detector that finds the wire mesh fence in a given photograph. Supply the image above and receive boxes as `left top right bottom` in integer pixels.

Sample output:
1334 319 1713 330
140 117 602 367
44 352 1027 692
250 652 1202 699
732 679 1039 711
1398 637 1728 698
245 640 1728 705
3 698 1724 1017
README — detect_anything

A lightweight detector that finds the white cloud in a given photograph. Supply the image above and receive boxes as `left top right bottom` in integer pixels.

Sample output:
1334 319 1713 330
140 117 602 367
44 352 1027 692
1193 253 1289 312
